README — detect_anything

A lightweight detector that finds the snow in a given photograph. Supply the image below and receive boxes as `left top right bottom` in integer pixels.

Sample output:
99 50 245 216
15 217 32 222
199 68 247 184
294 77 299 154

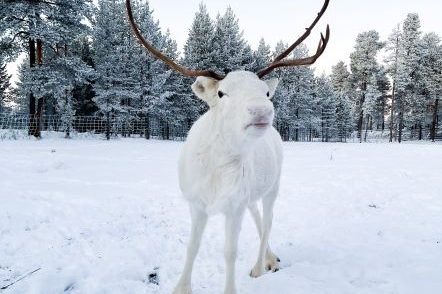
1 139 441 294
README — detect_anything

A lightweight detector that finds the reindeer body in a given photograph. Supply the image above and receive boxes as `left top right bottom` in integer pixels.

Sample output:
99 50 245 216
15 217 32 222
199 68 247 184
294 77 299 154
173 71 283 294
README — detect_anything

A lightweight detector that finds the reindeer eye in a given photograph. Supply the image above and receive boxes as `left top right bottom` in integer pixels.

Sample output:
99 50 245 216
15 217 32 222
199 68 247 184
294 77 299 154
266 91 270 97
218 91 225 98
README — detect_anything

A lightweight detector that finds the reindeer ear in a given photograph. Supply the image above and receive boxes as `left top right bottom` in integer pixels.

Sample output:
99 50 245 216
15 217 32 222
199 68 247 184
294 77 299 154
264 78 279 99
192 77 220 108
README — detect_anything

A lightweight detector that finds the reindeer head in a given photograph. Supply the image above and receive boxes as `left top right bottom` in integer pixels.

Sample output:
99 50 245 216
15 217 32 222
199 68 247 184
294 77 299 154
125 0 330 140
192 71 278 139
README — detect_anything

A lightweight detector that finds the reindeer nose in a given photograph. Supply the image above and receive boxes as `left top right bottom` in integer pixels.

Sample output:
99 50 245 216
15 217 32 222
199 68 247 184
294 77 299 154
247 105 274 117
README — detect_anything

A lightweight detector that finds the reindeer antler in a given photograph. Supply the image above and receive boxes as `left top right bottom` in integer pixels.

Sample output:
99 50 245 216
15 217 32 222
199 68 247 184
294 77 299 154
257 0 330 78
125 0 224 80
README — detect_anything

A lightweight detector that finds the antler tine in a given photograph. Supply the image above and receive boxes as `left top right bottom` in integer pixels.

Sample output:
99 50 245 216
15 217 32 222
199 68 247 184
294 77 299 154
257 0 330 78
258 25 330 78
274 0 329 63
125 0 224 80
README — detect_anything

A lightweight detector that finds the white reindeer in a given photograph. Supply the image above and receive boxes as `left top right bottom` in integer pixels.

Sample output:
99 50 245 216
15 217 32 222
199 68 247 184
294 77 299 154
125 1 330 293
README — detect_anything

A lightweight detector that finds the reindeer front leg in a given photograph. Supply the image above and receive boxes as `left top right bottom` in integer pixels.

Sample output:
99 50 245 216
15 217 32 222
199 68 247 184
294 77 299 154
224 207 245 294
173 205 208 294
248 202 280 276
250 195 278 278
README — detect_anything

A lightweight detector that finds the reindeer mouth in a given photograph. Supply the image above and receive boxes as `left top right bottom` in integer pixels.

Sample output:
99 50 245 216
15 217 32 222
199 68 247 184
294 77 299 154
246 122 270 129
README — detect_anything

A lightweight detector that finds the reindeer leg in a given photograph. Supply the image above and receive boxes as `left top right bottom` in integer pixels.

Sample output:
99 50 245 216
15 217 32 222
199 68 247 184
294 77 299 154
248 202 280 276
250 194 279 278
173 205 208 294
224 207 245 294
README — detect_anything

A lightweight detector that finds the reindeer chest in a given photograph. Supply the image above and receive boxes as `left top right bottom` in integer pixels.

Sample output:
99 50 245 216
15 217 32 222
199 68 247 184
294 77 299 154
195 155 251 213
181 148 277 214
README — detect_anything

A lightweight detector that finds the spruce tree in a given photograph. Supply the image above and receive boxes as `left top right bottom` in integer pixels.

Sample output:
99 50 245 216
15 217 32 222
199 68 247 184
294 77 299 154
152 31 189 138
0 58 11 113
251 38 271 73
287 44 317 141
350 30 384 142
0 0 93 137
396 13 423 141
384 24 402 142
271 41 291 140
183 4 216 71
419 32 441 141
365 67 390 133
182 3 216 120
331 61 353 142
212 7 253 74
316 75 337 142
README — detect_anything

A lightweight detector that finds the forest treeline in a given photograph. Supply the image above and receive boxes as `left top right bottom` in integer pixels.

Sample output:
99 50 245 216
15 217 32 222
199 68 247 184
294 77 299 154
0 0 441 142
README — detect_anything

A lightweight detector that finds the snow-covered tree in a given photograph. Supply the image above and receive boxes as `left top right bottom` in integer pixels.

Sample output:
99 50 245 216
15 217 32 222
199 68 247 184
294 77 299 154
93 0 130 138
150 31 189 139
182 3 216 120
270 42 291 140
93 0 158 138
251 38 271 73
396 13 423 142
384 24 402 142
17 49 93 136
183 4 216 71
287 44 318 141
271 43 317 141
365 67 390 133
0 57 11 113
212 7 253 74
316 75 337 142
419 32 442 141
0 0 93 137
70 36 97 116
330 61 353 141
350 30 384 142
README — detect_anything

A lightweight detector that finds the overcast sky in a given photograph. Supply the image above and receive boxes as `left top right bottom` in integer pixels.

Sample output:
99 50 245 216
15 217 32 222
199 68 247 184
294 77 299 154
7 0 442 80
147 0 442 74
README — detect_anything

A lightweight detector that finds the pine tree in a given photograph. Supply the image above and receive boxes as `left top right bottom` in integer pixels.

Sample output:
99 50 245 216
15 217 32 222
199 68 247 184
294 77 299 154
364 74 382 140
182 3 216 121
212 7 253 74
183 4 216 71
0 57 11 113
251 38 271 73
384 24 402 142
367 67 390 132
151 31 189 139
419 32 442 141
271 43 317 141
350 30 384 142
396 13 423 142
94 0 139 137
71 36 97 116
0 0 93 137
316 75 337 142
287 44 317 141
330 61 353 141
271 41 291 140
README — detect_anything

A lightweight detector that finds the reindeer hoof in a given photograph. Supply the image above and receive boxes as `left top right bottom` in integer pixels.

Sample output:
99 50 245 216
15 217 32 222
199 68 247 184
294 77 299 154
250 266 265 278
265 258 280 273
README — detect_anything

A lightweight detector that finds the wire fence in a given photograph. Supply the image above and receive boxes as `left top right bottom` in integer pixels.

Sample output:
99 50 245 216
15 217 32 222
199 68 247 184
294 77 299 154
0 113 440 142
0 114 189 140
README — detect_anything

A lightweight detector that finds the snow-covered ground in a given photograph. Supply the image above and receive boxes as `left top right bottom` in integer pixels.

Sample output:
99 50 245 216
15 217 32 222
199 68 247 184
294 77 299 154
1 139 441 294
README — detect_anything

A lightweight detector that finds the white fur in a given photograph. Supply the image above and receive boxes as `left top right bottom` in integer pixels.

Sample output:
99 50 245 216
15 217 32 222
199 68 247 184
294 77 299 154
173 71 283 294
